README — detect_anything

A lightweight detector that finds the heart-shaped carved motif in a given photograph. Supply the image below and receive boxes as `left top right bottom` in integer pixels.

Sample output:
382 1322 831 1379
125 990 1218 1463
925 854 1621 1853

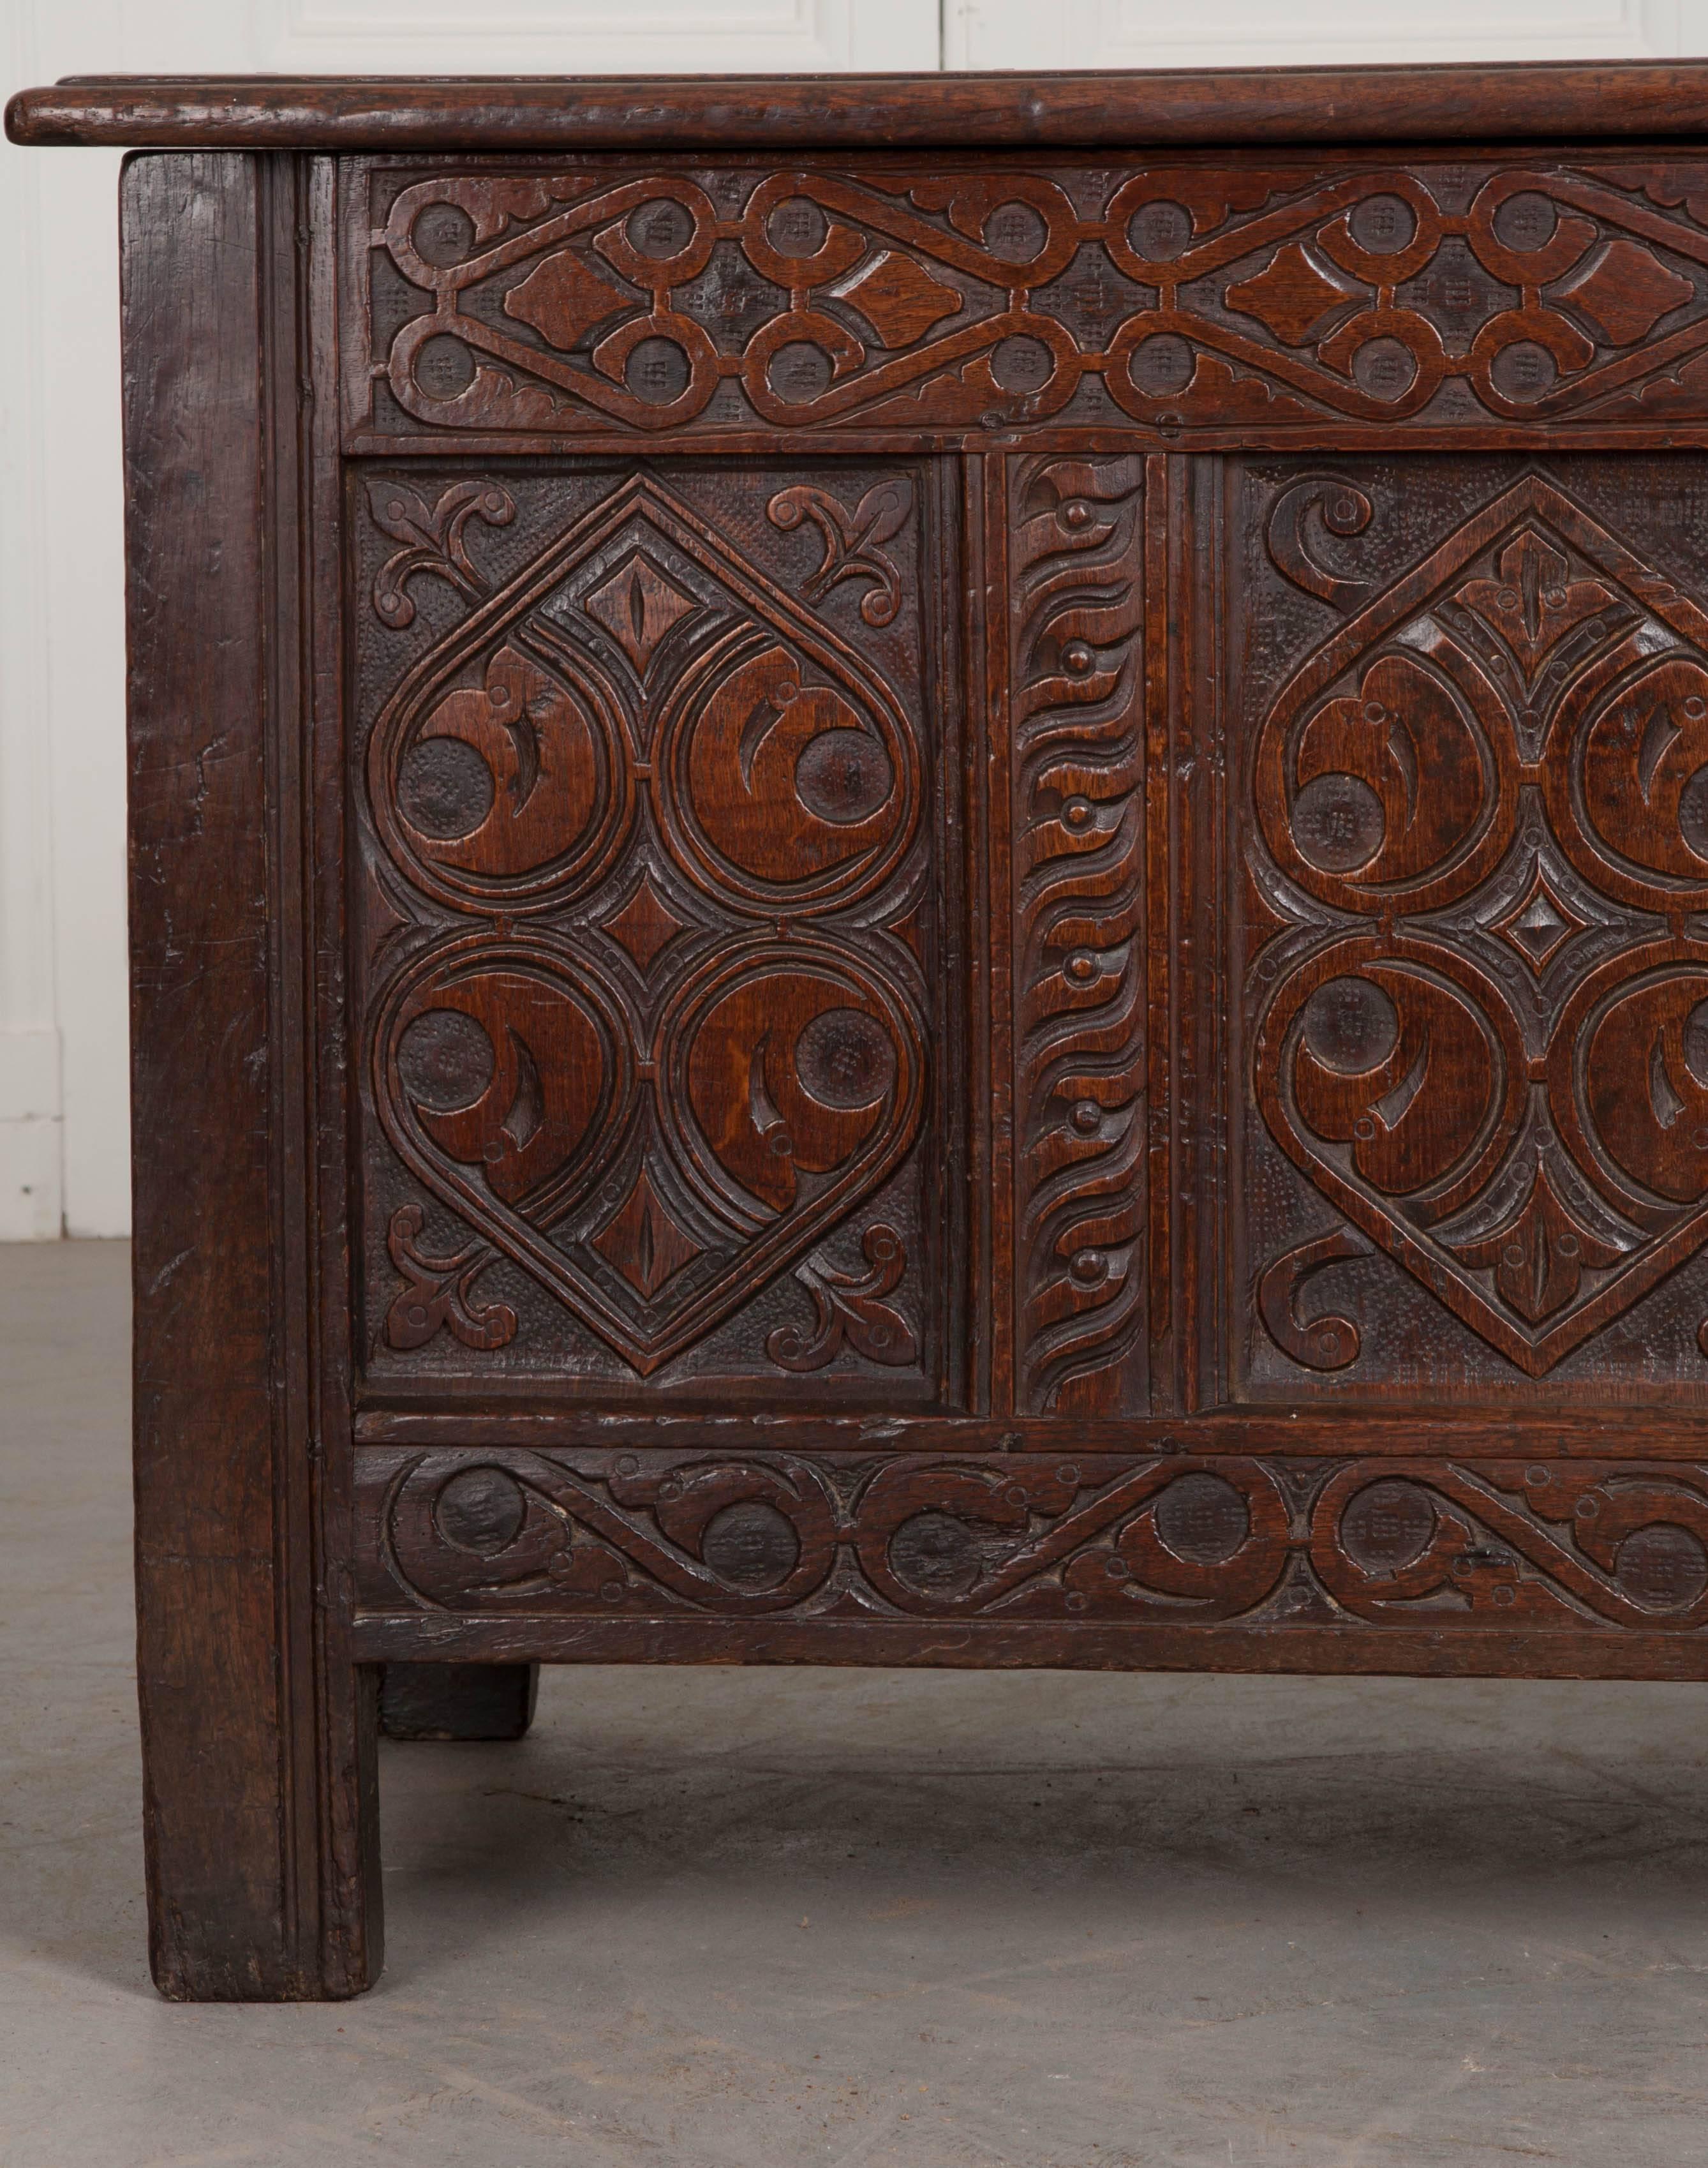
1252 478 1708 1375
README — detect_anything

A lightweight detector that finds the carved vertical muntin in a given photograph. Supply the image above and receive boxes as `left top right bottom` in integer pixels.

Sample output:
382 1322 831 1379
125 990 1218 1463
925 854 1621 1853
1009 452 1148 1416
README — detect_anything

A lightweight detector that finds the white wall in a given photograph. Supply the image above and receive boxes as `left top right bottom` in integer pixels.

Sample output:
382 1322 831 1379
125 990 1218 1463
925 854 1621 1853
3 0 1705 1236
949 0 1708 67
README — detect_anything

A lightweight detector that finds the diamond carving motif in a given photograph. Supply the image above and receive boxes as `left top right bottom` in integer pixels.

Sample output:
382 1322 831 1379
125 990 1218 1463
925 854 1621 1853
504 247 632 352
583 552 699 673
831 250 963 347
1553 237 1693 347
1227 241 1360 348
1491 862 1590 973
1254 474 1708 1375
598 872 689 974
592 1167 704 1297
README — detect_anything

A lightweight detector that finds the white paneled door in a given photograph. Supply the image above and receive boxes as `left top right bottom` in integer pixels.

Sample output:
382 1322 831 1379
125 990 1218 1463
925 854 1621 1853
2 0 1705 1236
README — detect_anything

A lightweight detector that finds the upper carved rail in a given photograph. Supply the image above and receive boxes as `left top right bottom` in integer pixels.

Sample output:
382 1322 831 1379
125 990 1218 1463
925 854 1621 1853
353 159 1708 441
17 63 1708 151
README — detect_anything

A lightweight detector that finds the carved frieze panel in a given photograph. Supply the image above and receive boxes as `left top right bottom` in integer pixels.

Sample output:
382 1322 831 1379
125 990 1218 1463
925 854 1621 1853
1233 455 1708 1398
356 1447 1708 1636
351 157 1708 442
352 461 960 1397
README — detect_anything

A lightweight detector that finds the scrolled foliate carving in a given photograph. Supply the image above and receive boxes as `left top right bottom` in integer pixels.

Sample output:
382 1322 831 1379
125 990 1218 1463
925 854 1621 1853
1314 1462 1708 1627
766 478 912 626
766 1223 916 1373
368 478 515 627
1258 1229 1370 1373
383 1204 515 1353
364 1449 1708 1636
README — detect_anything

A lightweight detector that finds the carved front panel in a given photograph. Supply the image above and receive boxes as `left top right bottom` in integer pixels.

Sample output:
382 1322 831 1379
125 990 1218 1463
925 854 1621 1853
1235 456 1708 1400
352 461 959 1398
352 157 1708 443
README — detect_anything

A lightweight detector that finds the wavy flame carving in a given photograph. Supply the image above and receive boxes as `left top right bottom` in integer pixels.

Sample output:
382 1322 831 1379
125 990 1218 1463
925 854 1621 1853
1011 455 1147 1415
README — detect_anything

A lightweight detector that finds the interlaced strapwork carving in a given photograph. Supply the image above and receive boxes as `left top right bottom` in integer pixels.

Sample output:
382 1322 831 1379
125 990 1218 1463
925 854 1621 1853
362 160 1708 439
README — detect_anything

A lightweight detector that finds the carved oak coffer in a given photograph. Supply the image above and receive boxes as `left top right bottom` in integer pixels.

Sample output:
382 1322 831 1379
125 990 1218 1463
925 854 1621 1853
15 63 1708 1997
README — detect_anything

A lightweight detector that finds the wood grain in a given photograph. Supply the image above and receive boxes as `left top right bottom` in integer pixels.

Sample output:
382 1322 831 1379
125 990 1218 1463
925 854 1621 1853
17 65 1708 150
124 151 380 2001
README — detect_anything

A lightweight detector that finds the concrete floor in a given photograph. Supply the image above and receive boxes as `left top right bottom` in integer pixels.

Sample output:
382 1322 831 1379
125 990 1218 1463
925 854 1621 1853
4 1245 1708 2167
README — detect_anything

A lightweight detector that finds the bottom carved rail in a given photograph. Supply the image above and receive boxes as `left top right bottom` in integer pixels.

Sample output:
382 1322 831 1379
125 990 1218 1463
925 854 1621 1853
356 1449 1708 1636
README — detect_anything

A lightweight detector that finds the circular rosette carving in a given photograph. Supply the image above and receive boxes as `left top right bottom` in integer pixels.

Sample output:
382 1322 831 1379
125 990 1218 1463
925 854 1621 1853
369 638 633 914
1542 1471 1708 1625
1552 947 1708 1221
1256 939 1526 1222
854 1462 1044 1612
588 308 725 430
604 1456 838 1608
656 629 919 914
590 179 718 292
1545 655 1708 913
1314 307 1450 418
656 939 925 1232
387 1460 578 1608
1312 1470 1483 1620
375 932 631 1220
1257 649 1512 914
737 174 872 290
385 1453 838 1616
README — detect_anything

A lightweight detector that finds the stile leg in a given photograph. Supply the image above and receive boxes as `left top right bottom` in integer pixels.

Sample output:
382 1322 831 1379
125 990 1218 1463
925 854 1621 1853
125 149 382 1998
